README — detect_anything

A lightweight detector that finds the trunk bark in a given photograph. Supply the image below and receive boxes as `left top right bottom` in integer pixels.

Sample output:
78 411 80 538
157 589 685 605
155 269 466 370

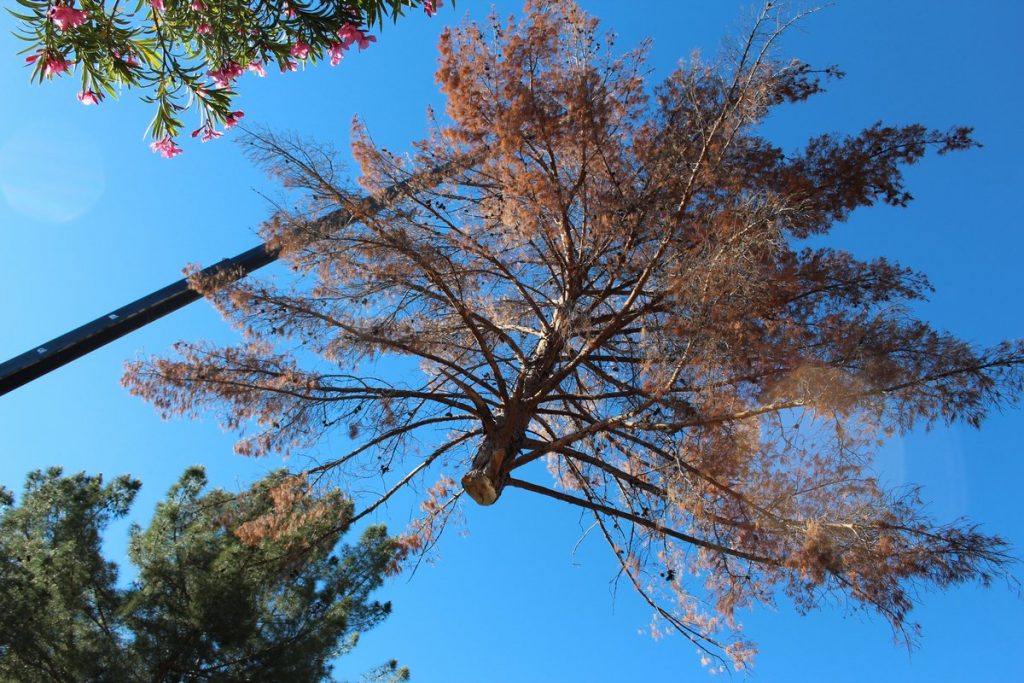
461 328 565 505
461 432 511 506
460 290 581 505
461 414 530 505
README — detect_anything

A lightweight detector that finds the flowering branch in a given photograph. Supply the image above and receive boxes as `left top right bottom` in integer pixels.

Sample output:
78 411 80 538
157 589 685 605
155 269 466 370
9 0 445 156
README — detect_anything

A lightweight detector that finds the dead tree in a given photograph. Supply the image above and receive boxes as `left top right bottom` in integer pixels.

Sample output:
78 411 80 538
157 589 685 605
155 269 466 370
125 1 1020 668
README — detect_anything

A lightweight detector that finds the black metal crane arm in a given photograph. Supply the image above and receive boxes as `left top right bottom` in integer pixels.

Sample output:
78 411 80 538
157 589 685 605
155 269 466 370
0 151 479 397
0 243 278 396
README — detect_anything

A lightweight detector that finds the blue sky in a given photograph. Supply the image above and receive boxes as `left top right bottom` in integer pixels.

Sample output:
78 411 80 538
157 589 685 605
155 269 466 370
2 1 1023 681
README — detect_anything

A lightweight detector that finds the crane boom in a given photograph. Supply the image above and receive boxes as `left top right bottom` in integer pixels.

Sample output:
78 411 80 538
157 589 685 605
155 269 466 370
0 152 478 397
0 243 277 396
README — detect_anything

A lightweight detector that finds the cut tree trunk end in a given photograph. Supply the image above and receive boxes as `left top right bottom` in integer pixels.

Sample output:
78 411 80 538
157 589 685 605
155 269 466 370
461 467 503 506
461 432 514 505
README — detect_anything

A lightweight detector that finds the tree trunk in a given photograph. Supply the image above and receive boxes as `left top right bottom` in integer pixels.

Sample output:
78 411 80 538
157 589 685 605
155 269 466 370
461 433 509 506
461 305 574 505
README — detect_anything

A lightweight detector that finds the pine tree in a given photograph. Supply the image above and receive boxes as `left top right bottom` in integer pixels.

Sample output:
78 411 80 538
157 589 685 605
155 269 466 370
124 0 1020 668
0 466 407 682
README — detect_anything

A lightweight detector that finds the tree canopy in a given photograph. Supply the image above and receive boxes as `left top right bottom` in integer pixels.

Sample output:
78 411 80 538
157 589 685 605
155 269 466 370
9 0 444 155
0 466 407 682
124 0 1020 670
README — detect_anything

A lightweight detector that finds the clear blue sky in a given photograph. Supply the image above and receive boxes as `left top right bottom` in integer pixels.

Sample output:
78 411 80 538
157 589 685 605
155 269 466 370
2 2 1023 681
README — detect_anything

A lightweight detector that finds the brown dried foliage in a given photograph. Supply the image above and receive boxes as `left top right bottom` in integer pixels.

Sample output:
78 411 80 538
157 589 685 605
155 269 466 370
124 1 1019 669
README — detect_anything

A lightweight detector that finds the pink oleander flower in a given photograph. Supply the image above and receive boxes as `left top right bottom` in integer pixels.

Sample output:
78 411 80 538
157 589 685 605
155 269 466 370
279 60 297 73
48 6 89 31
224 110 244 128
328 42 344 66
25 52 42 65
190 0 206 10
191 125 222 142
150 137 183 158
248 60 266 77
208 61 244 87
336 24 358 45
337 23 376 50
424 0 442 17
196 23 212 34
44 56 71 78
114 49 140 67
76 90 102 105
290 41 310 59
151 0 164 12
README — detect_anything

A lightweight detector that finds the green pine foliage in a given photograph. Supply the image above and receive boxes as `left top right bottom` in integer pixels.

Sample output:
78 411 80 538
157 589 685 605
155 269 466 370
0 466 408 682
